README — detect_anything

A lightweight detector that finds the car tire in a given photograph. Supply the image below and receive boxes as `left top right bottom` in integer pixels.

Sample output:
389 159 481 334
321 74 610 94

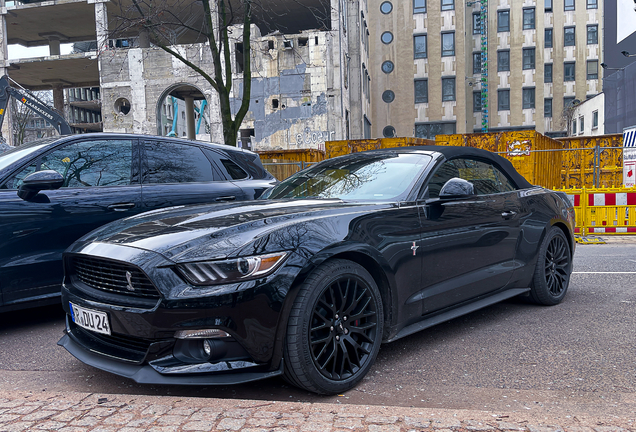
283 259 383 395
529 226 572 305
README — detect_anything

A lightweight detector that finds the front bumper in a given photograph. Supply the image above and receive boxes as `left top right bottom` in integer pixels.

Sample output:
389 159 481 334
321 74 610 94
60 241 302 385
58 331 283 385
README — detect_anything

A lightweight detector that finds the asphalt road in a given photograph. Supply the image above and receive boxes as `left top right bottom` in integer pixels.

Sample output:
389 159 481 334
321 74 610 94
1 241 634 420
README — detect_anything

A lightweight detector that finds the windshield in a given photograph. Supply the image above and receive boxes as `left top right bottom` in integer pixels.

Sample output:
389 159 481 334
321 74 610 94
0 138 59 172
264 153 432 201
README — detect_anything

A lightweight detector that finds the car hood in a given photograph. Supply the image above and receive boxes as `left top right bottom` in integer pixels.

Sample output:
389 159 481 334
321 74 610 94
79 199 390 262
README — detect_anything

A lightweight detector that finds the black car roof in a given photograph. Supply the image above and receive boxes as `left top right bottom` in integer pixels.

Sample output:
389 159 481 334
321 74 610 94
339 145 533 189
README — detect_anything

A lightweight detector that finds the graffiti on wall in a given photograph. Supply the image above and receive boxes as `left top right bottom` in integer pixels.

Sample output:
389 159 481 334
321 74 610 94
294 127 335 150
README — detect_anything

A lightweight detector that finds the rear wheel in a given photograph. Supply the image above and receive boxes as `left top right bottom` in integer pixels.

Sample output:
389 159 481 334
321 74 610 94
283 259 383 395
529 227 572 305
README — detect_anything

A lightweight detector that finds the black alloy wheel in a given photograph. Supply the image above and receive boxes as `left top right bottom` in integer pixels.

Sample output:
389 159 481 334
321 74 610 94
530 227 571 305
283 259 383 394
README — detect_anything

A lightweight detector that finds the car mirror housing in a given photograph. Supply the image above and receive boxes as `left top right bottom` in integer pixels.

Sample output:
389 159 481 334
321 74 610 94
439 177 475 198
18 170 64 201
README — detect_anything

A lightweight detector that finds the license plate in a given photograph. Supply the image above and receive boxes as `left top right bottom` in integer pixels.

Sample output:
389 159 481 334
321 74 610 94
69 302 111 335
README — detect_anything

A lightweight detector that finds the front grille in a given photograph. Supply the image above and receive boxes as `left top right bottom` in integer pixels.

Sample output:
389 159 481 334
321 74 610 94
72 256 160 300
69 320 151 363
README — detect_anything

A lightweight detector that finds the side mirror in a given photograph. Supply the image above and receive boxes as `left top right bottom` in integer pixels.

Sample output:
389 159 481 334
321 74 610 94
18 170 64 201
439 177 474 198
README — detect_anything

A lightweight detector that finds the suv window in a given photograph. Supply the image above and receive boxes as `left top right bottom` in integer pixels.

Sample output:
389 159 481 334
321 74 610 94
426 158 516 198
144 141 220 184
4 139 133 189
205 150 249 180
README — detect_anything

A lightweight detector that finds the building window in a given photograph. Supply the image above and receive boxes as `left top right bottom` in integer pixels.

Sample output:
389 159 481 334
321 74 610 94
442 77 456 101
564 27 575 46
564 96 575 108
473 13 481 34
381 2 393 14
592 110 598 128
382 90 395 103
523 8 535 30
545 28 553 48
564 62 576 81
545 98 553 117
565 0 574 10
545 0 552 11
545 63 553 83
415 79 428 103
415 122 456 139
473 91 482 112
523 88 535 109
442 32 455 56
441 0 454 11
587 0 597 9
414 35 427 58
498 89 510 110
579 116 585 134
497 10 510 32
382 61 394 74
587 25 598 44
523 48 535 70
587 60 598 79
473 52 481 74
572 118 577 134
498 50 510 72
414 0 426 13
381 32 393 44
364 116 371 139
383 126 396 138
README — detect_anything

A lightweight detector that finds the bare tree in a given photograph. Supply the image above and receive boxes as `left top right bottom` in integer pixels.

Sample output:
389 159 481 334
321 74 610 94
108 0 330 147
11 90 54 146
560 100 580 136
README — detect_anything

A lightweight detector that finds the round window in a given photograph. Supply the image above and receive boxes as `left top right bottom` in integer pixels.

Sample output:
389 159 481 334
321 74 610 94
381 60 394 74
382 90 395 103
381 32 394 44
114 97 131 115
380 1 393 14
383 126 396 138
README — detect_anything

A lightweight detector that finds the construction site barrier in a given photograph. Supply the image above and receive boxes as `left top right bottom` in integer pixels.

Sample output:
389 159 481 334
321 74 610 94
556 187 636 236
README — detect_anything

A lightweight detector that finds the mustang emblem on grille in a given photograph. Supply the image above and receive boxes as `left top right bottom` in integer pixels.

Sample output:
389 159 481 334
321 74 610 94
125 271 135 291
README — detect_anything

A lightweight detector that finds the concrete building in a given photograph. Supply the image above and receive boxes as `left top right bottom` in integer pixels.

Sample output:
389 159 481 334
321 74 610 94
0 0 368 150
568 92 604 136
367 0 604 140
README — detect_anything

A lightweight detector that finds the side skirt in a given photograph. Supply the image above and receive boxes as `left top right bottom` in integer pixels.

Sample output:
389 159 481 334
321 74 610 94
387 288 530 343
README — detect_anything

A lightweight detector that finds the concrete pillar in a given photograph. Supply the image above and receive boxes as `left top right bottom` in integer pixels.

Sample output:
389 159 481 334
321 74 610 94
53 85 64 116
94 1 109 53
0 0 11 144
48 37 61 56
185 97 196 140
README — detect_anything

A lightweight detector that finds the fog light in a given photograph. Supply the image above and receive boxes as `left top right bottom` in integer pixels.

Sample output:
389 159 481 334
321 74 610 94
203 339 212 356
174 329 231 339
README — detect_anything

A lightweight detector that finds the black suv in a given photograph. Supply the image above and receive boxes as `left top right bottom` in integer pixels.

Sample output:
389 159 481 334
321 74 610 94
0 133 276 312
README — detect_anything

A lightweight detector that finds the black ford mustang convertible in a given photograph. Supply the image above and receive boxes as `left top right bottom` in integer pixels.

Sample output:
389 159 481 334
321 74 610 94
59 146 575 395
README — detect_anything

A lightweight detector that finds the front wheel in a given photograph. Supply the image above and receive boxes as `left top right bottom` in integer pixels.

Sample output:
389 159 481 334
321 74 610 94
283 259 383 395
529 227 572 305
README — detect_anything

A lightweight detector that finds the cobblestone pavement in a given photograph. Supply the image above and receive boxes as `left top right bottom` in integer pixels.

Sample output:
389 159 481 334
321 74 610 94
0 391 633 432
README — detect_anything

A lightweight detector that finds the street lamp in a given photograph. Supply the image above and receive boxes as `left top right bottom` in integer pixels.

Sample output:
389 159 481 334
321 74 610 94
621 51 636 58
601 63 625 71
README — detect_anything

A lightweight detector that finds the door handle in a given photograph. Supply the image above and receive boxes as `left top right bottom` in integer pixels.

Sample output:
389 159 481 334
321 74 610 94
501 211 517 219
215 196 236 202
107 203 136 212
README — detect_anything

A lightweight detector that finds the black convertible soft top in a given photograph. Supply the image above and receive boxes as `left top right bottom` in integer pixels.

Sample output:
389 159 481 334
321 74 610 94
372 145 534 190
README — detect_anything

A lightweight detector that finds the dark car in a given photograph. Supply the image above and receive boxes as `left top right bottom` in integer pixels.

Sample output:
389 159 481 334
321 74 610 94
0 133 276 312
58 146 575 395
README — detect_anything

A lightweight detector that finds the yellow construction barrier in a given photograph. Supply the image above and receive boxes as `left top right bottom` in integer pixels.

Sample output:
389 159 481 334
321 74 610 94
556 186 636 236
557 134 623 189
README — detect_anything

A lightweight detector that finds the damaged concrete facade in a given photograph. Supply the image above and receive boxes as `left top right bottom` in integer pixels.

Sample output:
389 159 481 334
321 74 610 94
1 0 369 150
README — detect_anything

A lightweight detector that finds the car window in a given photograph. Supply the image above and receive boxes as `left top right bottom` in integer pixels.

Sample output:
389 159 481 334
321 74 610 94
426 158 517 198
205 150 249 180
266 153 432 201
3 139 133 189
144 141 220 184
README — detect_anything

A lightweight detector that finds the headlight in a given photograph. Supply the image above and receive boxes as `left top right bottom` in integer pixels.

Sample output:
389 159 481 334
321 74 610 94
176 252 288 286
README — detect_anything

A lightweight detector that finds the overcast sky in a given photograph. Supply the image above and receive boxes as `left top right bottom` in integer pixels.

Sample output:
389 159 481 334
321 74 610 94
8 44 73 60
